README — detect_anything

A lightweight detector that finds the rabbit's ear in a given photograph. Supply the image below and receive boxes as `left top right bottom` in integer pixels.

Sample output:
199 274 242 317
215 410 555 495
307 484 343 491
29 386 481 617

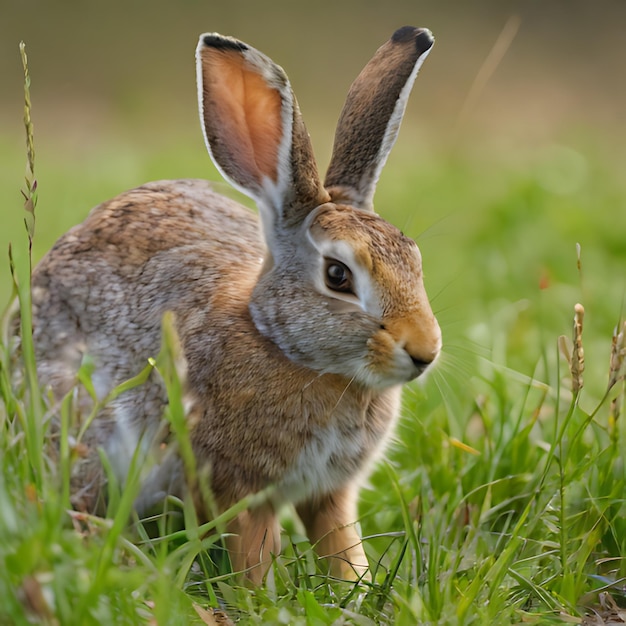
324 27 434 211
196 34 329 234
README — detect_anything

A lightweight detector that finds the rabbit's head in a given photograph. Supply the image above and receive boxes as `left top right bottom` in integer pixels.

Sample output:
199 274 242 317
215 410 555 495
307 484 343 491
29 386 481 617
196 27 441 389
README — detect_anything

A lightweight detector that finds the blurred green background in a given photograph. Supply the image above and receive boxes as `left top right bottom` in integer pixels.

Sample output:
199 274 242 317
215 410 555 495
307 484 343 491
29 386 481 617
1 0 625 400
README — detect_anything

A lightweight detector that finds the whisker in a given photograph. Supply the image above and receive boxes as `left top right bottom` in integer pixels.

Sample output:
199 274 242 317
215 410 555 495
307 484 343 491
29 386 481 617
332 374 358 414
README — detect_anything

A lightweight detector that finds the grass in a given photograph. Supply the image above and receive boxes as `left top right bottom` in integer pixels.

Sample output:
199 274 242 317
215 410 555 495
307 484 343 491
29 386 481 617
1 46 626 626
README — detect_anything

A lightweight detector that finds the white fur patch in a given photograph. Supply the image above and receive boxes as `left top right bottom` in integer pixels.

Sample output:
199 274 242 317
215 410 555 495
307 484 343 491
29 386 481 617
278 423 368 503
103 408 143 484
277 385 402 502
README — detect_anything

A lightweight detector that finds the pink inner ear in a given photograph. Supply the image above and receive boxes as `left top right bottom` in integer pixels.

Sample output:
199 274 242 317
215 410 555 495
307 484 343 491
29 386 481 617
200 47 282 187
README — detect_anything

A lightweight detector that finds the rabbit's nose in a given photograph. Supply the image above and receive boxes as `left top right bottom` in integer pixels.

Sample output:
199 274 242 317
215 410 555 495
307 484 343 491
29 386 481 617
381 310 441 375
403 322 442 374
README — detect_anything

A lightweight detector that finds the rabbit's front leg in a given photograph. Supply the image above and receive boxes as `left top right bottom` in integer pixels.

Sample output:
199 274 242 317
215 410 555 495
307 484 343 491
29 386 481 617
226 504 280 584
297 485 369 580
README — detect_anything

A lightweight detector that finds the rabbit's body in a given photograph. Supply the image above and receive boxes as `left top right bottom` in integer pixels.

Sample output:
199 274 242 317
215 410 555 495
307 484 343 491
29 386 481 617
32 180 262 495
31 27 441 581
34 179 400 502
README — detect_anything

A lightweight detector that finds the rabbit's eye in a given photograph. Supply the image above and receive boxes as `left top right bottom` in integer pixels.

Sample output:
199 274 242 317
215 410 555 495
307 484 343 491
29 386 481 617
324 259 354 294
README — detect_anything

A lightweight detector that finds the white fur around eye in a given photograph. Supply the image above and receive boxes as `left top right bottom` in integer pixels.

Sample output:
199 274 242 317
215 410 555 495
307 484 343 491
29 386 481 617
307 236 382 318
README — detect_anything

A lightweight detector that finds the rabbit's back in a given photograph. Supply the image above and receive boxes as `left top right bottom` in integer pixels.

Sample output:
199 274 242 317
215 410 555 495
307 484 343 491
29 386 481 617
33 178 263 390
31 179 264 499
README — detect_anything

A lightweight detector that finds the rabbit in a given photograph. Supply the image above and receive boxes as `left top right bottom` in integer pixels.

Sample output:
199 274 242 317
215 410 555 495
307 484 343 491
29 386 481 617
30 26 441 582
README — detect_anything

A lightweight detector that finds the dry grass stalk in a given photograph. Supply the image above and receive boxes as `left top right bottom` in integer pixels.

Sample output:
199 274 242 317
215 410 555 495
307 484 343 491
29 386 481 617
19 41 37 246
608 321 626 391
456 14 521 128
571 303 585 393
581 591 626 625
608 320 626 426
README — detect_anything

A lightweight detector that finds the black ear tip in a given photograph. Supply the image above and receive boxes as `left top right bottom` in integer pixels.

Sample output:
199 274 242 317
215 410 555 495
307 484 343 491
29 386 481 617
201 33 248 52
391 26 434 54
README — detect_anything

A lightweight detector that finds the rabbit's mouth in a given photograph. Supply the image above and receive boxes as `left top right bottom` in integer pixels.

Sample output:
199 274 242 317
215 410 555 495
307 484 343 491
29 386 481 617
362 318 441 388
358 310 441 390
388 346 439 385
404 331 443 380
409 353 437 379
